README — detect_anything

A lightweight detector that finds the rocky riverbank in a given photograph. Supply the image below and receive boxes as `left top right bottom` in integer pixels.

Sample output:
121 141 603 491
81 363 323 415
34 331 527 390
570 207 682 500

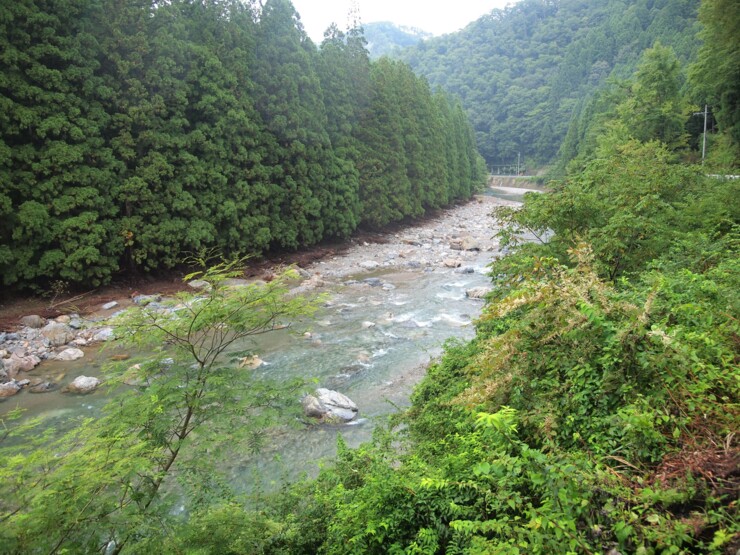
0 193 517 399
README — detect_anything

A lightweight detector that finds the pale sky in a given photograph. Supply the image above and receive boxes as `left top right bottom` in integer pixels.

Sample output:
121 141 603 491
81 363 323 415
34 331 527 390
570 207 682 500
291 0 518 43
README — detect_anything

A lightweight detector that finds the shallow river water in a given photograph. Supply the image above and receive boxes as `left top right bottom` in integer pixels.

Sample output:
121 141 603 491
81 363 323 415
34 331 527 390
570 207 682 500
2 187 537 491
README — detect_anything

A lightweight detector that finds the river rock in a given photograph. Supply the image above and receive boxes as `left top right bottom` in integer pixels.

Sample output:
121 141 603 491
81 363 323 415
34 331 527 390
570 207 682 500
465 287 493 300
41 322 75 347
92 327 114 342
455 266 475 274
3 353 41 378
133 294 162 306
359 260 379 270
238 355 264 370
55 348 84 361
301 395 327 418
188 279 212 291
29 381 55 394
101 301 119 310
320 388 359 422
361 321 376 329
64 376 101 394
55 315 71 324
443 258 462 268
20 315 45 329
0 381 21 398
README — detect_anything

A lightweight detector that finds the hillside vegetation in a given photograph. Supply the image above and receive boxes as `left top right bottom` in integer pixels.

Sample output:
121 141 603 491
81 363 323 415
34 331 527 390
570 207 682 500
400 0 700 168
363 22 432 59
0 0 486 292
1 0 738 553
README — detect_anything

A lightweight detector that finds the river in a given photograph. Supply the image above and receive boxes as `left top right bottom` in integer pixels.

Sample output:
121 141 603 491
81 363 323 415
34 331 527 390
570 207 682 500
1 187 540 490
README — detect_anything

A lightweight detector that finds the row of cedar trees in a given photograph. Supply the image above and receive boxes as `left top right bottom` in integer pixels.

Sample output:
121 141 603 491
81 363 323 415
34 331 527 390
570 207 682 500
0 0 487 290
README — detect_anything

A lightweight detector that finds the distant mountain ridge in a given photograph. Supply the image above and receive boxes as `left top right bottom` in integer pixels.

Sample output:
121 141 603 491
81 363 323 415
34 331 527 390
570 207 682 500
362 21 432 59
398 0 700 167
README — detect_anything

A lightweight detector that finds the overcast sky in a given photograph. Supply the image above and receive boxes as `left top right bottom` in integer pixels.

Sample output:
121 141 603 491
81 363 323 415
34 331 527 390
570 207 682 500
291 0 518 43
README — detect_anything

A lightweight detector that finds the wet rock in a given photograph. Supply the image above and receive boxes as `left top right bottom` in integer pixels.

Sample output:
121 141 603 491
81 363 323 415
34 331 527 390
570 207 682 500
303 388 359 422
68 317 83 329
64 376 101 394
188 279 212 291
3 353 41 378
443 258 462 268
361 321 376 329
363 277 382 287
133 294 162 306
359 260 379 270
29 381 55 394
465 287 492 300
92 327 114 342
301 395 326 418
455 266 475 274
41 322 75 347
0 381 21 398
20 315 45 329
102 301 119 310
238 355 264 370
122 364 149 387
55 348 84 361
222 278 250 288
461 236 480 251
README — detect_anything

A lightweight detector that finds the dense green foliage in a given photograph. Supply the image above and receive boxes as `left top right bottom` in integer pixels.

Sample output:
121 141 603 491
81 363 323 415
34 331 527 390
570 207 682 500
1 1 738 553
399 0 700 168
0 0 486 291
689 0 740 164
0 262 317 553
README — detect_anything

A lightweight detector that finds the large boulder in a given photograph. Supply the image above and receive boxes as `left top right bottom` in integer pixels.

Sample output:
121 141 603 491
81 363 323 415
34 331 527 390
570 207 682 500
2 353 41 378
92 327 114 342
443 258 462 268
465 287 493 300
55 348 84 361
64 376 101 394
20 315 45 329
41 322 75 347
0 381 21 398
302 388 359 423
359 260 379 271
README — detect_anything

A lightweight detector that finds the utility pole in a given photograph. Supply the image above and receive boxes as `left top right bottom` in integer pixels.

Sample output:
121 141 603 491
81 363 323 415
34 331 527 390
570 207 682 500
694 105 708 164
702 104 708 164
517 152 521 175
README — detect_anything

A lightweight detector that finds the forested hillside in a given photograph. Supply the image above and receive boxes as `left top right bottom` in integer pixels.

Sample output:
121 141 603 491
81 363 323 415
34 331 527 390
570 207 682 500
400 0 700 168
362 22 432 59
0 0 486 291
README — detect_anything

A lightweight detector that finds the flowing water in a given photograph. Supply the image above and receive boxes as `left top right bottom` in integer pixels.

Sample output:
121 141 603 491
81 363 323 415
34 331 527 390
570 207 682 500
2 261 495 489
2 187 537 491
